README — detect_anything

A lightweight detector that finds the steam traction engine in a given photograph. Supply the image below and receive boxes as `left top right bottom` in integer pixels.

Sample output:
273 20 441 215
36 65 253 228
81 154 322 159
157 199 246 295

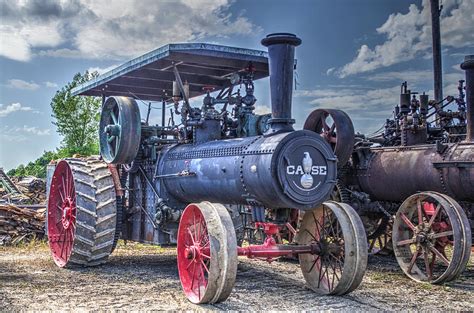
47 33 368 303
304 56 474 285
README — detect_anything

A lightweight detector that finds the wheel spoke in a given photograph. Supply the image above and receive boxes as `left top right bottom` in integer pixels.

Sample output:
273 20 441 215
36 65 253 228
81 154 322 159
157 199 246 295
423 250 432 280
200 259 209 274
321 118 330 131
111 111 118 125
428 244 450 266
431 230 453 239
417 199 424 224
396 237 416 246
305 228 317 241
407 248 420 273
400 213 416 231
308 255 320 273
427 204 441 227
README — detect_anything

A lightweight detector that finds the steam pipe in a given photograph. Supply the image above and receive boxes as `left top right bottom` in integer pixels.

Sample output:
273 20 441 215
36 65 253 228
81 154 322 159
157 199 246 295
261 33 302 134
430 0 443 104
461 55 474 142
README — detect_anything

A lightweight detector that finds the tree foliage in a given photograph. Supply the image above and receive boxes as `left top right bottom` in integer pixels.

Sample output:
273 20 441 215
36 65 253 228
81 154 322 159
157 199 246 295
8 71 102 178
50 71 101 154
7 150 67 178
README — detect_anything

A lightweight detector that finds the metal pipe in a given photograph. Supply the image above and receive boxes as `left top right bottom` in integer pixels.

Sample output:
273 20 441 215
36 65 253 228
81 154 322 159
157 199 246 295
261 33 301 134
461 55 474 142
430 0 443 104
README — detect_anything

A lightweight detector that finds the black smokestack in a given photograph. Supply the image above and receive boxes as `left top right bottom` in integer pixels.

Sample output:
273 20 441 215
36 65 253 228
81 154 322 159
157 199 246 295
430 0 443 103
461 55 474 142
261 33 302 134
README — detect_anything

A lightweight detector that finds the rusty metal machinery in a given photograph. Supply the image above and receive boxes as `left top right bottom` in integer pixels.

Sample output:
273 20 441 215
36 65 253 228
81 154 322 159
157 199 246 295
46 33 369 304
307 55 473 285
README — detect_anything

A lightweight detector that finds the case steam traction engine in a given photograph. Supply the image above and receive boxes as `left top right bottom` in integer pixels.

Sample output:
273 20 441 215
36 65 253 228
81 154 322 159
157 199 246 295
47 33 368 303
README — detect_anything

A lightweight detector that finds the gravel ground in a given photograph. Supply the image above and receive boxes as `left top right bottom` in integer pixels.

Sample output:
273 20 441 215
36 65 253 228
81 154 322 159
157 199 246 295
0 242 472 311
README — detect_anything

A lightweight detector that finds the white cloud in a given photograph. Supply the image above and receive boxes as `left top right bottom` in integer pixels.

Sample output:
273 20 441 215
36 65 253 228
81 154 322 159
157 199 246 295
0 125 51 142
0 103 34 117
45 81 59 88
1 0 259 62
6 79 40 90
338 0 474 77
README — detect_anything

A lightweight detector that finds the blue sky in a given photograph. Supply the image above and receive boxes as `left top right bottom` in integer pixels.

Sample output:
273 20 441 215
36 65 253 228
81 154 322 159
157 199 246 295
1 0 473 170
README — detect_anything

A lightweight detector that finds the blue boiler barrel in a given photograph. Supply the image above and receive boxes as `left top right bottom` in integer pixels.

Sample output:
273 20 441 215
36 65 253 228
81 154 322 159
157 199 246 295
158 130 337 210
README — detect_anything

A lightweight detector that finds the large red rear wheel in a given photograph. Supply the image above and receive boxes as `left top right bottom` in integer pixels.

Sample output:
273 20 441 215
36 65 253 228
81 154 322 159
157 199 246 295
177 202 237 304
47 158 118 267
48 160 77 267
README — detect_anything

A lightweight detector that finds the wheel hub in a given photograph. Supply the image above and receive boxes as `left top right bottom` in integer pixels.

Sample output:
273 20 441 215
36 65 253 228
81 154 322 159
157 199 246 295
61 198 75 229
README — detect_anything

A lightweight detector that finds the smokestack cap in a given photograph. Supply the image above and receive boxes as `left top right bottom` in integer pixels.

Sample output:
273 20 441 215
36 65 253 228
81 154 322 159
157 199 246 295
461 55 474 70
261 33 302 47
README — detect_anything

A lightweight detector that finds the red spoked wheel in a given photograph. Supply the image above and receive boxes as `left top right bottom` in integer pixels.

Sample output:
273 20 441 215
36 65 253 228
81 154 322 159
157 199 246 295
48 160 76 267
47 158 118 268
177 202 237 304
297 201 367 295
393 192 471 283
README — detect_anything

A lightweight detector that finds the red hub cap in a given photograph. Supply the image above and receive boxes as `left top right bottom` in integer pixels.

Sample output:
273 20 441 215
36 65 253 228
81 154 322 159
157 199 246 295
177 205 211 303
47 161 76 267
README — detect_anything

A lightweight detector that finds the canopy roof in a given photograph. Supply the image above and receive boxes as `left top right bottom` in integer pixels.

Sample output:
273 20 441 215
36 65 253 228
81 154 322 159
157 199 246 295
71 43 269 102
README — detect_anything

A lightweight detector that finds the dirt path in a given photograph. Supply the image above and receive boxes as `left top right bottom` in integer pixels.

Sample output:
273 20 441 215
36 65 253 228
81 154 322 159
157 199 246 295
1 242 472 311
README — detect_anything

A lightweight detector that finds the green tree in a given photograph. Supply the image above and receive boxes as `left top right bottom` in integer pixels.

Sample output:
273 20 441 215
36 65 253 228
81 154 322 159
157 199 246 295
50 71 101 155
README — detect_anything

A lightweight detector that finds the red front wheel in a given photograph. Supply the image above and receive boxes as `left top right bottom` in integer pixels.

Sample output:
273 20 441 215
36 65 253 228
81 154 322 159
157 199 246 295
177 202 237 304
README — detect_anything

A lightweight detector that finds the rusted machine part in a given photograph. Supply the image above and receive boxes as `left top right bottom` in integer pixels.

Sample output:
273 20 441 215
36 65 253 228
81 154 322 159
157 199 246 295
461 55 474 142
350 142 474 202
393 192 471 283
107 164 123 197
295 201 367 295
304 109 355 166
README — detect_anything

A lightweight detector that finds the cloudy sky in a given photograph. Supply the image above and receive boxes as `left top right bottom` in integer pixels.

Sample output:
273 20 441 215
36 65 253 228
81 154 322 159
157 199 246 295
1 0 473 170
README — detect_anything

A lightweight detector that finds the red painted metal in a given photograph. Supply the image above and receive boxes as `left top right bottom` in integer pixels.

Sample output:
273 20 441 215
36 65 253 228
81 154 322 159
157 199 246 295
177 204 211 303
237 222 318 262
47 160 76 267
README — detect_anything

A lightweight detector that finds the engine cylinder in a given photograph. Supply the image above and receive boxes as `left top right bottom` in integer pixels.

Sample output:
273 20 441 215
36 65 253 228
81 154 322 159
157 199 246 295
158 130 336 210
349 142 474 202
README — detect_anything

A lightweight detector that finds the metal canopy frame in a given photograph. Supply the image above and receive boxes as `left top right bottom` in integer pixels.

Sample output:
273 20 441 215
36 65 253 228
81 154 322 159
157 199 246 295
71 43 269 102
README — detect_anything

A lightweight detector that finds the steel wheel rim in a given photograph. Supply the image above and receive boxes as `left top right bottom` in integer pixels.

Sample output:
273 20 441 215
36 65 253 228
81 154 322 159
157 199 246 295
47 160 76 267
177 204 212 303
299 203 349 294
393 193 462 283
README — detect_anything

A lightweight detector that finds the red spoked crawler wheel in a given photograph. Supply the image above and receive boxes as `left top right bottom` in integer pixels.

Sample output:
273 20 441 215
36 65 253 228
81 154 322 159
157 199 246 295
48 160 77 267
48 158 118 267
393 192 471 283
297 201 368 295
177 202 238 304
